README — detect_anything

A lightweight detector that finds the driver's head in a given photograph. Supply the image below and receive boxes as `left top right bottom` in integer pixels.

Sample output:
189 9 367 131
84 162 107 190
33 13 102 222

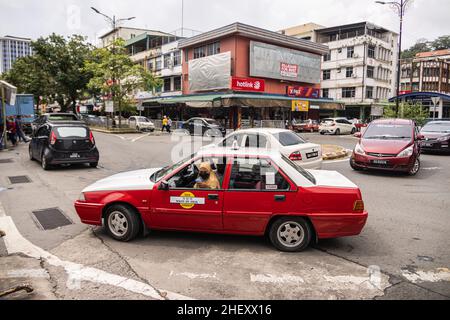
199 162 212 180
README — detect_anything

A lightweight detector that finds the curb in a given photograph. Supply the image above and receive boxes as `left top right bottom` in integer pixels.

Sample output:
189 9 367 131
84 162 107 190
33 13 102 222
322 145 352 161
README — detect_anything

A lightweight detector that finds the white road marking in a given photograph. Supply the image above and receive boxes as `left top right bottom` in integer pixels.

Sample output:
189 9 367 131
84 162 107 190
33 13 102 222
402 268 450 283
422 167 442 170
250 273 305 284
0 215 192 300
131 134 150 143
2 268 50 279
170 271 218 280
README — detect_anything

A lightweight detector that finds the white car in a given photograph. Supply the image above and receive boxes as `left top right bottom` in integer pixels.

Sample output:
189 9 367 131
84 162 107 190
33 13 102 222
204 128 322 169
128 116 155 132
319 118 357 135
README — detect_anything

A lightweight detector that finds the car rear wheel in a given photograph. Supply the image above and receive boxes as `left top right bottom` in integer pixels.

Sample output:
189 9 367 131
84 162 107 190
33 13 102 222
408 157 420 176
269 217 312 252
351 128 356 134
335 129 340 135
105 204 141 242
41 152 50 170
29 145 34 161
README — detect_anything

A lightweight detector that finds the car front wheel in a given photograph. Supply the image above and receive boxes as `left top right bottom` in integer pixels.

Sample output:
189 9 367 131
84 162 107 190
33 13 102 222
408 157 420 176
269 217 312 252
105 204 141 242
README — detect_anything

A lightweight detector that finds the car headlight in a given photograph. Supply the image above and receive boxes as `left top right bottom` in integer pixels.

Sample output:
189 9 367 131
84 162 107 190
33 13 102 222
78 193 86 201
354 143 365 155
397 145 414 158
437 136 450 142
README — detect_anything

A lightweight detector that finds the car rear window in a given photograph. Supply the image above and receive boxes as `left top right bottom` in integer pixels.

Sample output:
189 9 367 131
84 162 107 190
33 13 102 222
422 122 450 133
272 132 306 146
49 115 79 121
55 127 88 138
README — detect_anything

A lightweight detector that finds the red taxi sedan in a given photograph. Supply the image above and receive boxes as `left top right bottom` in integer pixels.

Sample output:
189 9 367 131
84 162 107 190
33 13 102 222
74 148 368 252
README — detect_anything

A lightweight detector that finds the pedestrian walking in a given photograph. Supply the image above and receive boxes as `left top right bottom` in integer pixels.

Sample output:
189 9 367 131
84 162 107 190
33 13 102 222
15 116 30 143
161 116 169 133
167 117 172 133
6 117 17 146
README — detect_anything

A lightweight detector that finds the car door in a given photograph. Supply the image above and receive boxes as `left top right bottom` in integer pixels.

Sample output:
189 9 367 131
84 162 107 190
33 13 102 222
150 156 227 231
222 156 297 234
33 125 50 159
242 133 269 149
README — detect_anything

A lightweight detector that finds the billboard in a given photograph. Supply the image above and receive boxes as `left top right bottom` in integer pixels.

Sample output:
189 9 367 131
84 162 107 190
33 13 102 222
249 41 321 84
189 52 231 92
286 86 320 99
231 77 265 92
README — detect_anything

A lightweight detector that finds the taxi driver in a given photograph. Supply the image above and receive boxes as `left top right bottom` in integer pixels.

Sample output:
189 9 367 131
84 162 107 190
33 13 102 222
194 162 220 189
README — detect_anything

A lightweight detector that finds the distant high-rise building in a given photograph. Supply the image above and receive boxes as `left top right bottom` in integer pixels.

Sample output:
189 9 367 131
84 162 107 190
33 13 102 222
0 35 33 74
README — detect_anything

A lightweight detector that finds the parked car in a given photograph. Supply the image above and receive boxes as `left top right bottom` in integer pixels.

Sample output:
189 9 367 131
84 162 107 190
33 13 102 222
32 113 81 134
128 116 155 132
205 128 322 169
81 114 98 125
350 119 423 175
292 119 319 133
319 118 357 135
29 121 99 170
419 120 450 154
74 147 367 252
349 119 368 132
181 118 226 137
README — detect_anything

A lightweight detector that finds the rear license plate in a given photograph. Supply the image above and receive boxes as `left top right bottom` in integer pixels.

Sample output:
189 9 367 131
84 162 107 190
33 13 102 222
306 151 319 159
372 160 388 165
70 153 80 159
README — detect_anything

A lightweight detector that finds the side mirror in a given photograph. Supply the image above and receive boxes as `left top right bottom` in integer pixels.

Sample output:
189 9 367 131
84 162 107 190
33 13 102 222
417 134 425 141
354 132 362 138
158 180 169 191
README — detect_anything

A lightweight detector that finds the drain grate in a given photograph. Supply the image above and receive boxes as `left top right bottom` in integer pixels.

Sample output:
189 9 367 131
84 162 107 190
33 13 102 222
32 208 73 230
8 176 31 184
0 159 13 164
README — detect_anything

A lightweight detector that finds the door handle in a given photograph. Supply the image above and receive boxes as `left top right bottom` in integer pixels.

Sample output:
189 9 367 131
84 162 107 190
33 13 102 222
274 195 286 202
208 194 219 200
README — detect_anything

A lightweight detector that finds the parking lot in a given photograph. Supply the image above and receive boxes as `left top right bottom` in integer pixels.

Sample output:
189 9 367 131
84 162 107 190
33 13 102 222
1 131 449 300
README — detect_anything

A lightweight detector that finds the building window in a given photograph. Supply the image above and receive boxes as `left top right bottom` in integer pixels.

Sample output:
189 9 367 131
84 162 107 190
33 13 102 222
346 67 354 78
366 86 374 99
174 76 182 91
347 46 354 58
207 42 220 56
342 87 356 98
323 51 331 62
155 57 162 71
323 70 331 80
147 59 154 71
173 51 181 66
164 54 172 69
163 78 171 92
322 88 329 98
368 45 376 58
194 46 206 59
185 49 189 62
367 66 375 78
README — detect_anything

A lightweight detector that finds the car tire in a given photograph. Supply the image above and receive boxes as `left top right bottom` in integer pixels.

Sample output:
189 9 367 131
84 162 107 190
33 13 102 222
29 145 34 161
136 126 141 132
105 204 141 242
269 217 312 252
408 157 420 176
351 128 356 134
335 129 340 135
89 162 98 168
41 152 50 170
320 132 325 135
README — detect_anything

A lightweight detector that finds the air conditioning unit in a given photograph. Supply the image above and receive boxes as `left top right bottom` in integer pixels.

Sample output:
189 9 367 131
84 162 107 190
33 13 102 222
352 73 357 78
353 54 359 58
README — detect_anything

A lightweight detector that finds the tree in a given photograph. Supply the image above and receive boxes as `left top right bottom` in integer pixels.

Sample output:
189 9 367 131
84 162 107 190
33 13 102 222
401 39 430 59
31 34 94 112
84 38 162 128
430 35 450 51
384 102 429 126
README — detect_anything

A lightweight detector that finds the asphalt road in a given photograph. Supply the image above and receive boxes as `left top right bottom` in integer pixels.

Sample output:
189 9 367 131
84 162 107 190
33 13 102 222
0 131 449 300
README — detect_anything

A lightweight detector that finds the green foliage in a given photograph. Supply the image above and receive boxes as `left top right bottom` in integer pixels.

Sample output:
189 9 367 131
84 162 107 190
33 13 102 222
402 35 450 59
384 102 429 126
430 35 450 51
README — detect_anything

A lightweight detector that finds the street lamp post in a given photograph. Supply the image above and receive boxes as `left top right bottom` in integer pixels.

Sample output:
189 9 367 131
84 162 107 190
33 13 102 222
376 0 412 118
91 7 136 129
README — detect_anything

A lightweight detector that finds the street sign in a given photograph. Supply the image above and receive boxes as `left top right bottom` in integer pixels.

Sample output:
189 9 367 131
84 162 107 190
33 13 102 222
137 106 144 111
431 97 440 105
105 101 114 113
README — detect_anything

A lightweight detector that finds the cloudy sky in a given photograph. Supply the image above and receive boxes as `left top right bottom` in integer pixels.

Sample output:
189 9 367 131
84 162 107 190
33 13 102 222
1 0 449 48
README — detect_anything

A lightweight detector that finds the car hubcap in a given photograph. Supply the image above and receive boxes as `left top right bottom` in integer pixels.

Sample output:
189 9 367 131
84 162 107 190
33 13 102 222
108 211 128 237
277 222 304 248
411 159 420 174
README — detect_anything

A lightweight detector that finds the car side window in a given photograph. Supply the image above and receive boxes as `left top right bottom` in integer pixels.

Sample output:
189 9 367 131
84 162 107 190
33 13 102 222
244 134 268 148
36 126 50 137
222 133 245 147
228 157 290 191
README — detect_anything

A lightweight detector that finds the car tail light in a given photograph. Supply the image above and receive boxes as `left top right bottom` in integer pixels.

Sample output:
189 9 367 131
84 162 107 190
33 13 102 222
289 151 303 161
89 131 95 145
353 200 365 212
50 131 57 145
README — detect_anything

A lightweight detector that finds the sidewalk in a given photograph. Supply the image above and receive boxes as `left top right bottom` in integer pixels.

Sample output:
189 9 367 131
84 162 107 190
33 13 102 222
322 144 351 161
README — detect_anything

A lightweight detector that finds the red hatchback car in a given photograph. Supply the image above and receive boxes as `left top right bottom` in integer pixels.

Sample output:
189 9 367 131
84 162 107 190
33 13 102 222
350 119 423 175
75 148 368 252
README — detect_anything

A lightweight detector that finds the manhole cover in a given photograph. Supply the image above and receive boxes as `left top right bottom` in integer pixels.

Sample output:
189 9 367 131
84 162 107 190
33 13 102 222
32 208 73 230
8 176 31 184
0 159 13 164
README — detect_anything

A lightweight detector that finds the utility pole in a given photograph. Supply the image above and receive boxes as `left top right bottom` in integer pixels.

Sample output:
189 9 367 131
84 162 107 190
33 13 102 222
376 0 412 118
91 7 135 129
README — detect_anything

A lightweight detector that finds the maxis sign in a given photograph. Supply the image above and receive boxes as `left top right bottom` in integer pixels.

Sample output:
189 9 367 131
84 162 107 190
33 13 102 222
286 86 320 99
231 77 265 92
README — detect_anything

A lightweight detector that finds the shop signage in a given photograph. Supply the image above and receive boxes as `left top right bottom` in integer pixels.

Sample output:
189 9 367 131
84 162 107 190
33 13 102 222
292 100 310 112
231 77 265 92
280 63 299 78
286 86 320 99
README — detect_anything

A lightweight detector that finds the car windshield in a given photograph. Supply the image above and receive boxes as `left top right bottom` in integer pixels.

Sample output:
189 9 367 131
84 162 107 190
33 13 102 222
321 119 334 124
272 131 306 146
55 127 88 138
281 154 316 185
421 122 450 133
150 154 194 182
205 119 220 126
137 117 150 122
363 124 412 140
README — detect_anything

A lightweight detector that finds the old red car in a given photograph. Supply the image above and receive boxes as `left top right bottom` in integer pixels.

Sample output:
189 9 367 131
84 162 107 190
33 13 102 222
293 119 319 133
75 148 368 252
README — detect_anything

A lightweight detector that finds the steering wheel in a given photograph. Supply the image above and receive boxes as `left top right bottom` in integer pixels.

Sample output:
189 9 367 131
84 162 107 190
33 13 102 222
176 164 199 188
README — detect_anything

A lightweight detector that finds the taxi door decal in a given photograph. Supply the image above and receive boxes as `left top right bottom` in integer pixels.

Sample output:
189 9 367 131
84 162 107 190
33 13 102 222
170 192 206 209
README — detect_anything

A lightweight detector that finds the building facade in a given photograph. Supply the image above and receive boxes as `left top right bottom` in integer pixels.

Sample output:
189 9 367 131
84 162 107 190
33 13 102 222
99 27 163 48
280 22 399 120
0 36 33 74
